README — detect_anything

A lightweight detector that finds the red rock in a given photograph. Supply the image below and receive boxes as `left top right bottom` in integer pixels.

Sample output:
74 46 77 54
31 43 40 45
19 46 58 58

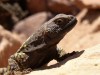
27 0 46 13
13 12 50 41
47 0 76 14
26 0 78 14
0 26 22 67
72 0 100 9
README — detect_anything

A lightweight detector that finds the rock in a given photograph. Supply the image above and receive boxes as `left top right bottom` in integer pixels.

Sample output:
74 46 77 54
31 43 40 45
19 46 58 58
0 26 22 67
27 44 100 75
47 0 77 14
72 0 100 9
27 0 47 13
26 0 78 14
13 12 51 41
0 4 14 30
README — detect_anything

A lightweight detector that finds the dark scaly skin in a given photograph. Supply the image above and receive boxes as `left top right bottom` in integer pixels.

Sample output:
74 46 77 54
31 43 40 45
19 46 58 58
0 14 77 75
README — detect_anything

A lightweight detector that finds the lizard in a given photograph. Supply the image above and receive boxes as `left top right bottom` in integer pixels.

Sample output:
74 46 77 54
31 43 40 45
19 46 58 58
0 14 77 75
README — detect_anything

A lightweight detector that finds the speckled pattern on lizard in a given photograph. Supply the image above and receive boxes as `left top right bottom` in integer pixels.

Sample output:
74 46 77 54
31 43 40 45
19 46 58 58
0 14 77 75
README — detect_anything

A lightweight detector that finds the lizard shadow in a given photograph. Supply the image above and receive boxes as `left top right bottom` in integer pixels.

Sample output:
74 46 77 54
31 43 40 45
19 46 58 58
36 50 84 70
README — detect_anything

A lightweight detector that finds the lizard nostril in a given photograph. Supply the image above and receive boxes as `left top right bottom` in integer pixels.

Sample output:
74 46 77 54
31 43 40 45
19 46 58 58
68 16 74 20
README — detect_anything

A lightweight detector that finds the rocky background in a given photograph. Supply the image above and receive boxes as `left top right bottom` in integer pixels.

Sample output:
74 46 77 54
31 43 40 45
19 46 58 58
0 0 100 75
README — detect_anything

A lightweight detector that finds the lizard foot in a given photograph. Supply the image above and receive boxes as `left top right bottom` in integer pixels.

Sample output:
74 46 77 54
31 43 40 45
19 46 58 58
22 68 32 74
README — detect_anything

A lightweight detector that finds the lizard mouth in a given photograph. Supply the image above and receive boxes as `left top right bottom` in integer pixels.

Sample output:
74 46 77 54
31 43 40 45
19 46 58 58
63 16 77 32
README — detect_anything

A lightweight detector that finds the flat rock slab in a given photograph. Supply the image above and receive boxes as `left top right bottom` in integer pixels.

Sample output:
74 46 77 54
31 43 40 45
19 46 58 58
27 44 100 75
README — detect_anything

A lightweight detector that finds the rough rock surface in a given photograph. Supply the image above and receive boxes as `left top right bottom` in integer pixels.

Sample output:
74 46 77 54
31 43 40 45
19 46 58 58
0 26 22 67
72 0 100 9
27 44 100 75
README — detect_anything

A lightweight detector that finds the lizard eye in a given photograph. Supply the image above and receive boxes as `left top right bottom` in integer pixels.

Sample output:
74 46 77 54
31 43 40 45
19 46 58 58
55 18 64 25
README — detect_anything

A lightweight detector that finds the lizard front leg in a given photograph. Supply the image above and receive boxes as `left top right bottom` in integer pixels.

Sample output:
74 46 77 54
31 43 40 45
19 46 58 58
7 52 32 74
55 46 76 62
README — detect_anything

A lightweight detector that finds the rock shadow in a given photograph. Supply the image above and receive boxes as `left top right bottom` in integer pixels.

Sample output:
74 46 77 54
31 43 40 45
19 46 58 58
37 50 84 70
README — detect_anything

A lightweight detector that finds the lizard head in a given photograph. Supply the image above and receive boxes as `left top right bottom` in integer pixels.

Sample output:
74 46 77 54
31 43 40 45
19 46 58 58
44 14 77 42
